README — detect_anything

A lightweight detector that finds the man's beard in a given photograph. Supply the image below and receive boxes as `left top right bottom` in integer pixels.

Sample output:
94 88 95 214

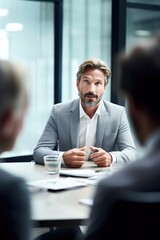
78 91 102 107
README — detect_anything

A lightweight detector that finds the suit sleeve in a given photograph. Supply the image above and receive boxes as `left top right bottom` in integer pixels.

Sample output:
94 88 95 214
33 106 59 164
109 107 137 164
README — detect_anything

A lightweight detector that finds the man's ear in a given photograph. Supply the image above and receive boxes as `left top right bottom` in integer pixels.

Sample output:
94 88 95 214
76 80 80 91
0 111 15 137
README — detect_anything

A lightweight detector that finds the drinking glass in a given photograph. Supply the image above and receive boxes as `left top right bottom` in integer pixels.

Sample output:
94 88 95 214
44 154 61 179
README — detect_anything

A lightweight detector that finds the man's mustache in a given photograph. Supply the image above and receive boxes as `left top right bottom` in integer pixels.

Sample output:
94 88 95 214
84 92 98 98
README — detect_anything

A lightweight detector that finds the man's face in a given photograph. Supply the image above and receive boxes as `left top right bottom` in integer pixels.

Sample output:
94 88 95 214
77 68 106 108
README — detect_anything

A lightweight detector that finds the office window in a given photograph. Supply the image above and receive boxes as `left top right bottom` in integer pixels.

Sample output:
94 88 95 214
127 0 160 4
0 0 54 157
126 8 160 50
62 0 112 102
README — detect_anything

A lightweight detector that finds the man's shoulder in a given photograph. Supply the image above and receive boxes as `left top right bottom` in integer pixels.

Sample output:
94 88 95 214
52 99 79 111
97 155 158 192
102 100 125 110
0 168 29 209
0 168 26 189
102 100 125 115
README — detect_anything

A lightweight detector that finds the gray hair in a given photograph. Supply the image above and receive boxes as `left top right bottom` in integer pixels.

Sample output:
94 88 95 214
0 59 27 116
76 57 111 85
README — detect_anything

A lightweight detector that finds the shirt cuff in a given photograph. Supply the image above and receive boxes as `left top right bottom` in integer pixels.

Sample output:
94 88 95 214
59 151 65 165
109 152 116 164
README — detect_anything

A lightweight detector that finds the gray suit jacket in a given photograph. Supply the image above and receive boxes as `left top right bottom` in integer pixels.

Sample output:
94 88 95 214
33 98 136 165
83 133 160 240
0 168 31 240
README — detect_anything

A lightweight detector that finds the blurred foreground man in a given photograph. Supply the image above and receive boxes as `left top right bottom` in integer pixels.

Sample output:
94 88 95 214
80 35 160 240
0 60 31 240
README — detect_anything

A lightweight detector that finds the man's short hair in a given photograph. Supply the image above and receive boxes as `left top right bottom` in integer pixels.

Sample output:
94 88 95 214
118 34 160 119
76 57 111 86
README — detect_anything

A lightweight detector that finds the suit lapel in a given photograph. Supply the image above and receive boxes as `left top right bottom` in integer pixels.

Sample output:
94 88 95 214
69 99 109 148
96 101 108 147
70 99 80 148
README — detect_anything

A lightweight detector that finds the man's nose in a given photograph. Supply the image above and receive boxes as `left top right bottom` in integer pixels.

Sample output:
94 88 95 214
89 83 96 92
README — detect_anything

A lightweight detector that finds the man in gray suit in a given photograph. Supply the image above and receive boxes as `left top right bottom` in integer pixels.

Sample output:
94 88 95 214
33 57 136 168
0 60 31 240
81 35 160 240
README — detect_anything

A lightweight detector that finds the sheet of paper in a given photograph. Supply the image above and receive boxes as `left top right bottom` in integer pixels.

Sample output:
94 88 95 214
27 177 87 191
60 169 96 178
79 198 93 206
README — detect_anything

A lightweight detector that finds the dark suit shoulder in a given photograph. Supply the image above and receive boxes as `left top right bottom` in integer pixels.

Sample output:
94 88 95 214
0 169 31 240
97 152 160 193
0 168 25 183
0 168 27 194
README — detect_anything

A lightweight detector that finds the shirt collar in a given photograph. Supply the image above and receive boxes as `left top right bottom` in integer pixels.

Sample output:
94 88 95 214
79 99 101 119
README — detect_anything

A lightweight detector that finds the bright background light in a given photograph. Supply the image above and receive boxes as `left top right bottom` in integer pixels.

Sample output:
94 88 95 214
0 8 9 17
5 22 24 32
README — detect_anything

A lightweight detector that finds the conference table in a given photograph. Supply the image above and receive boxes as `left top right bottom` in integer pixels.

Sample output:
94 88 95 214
0 160 122 228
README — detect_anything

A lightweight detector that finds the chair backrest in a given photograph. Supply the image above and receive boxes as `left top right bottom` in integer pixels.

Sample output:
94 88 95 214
105 191 160 240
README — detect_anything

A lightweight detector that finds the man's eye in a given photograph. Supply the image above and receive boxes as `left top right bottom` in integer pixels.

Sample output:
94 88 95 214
95 82 101 86
83 79 89 83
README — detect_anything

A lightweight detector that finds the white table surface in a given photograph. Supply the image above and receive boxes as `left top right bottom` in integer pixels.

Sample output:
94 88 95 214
0 160 117 227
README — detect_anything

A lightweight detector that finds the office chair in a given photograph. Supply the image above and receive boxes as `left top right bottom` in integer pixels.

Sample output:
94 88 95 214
103 191 160 240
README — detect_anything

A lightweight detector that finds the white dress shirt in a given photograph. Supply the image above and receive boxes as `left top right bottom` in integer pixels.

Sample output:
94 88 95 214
78 101 100 160
61 99 116 164
78 100 116 163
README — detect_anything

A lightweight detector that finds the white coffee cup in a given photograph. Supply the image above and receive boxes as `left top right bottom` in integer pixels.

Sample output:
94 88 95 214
44 154 61 178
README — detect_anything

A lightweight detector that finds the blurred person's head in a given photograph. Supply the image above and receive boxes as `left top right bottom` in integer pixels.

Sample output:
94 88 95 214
76 57 111 108
118 34 160 146
0 59 28 153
